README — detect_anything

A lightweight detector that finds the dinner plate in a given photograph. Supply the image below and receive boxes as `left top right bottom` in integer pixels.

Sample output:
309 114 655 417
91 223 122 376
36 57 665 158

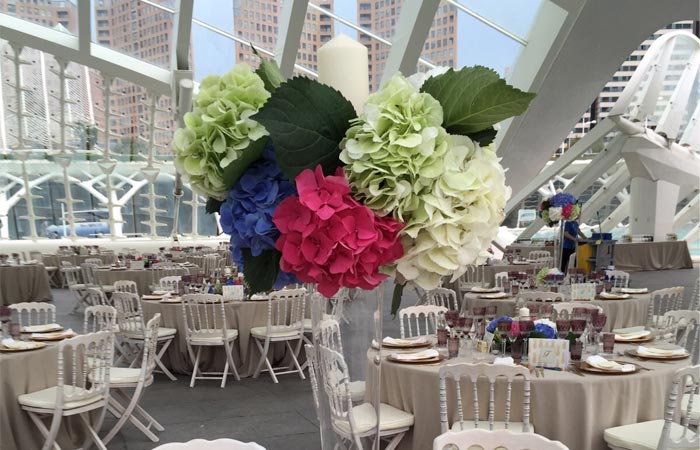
248 295 270 301
0 341 47 352
382 339 432 349
470 287 501 293
511 261 531 265
626 348 689 360
386 354 446 364
142 295 164 300
110 267 128 271
615 334 654 343
580 360 638 375
478 293 510 299
21 324 63 333
31 331 77 341
597 293 631 300
160 298 182 304
620 288 648 294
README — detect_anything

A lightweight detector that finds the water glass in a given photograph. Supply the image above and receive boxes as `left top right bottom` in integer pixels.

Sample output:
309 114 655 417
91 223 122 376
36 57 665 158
511 339 523 363
437 328 448 347
570 341 583 361
9 322 20 340
602 333 615 355
485 306 498 321
448 336 460 358
556 319 571 339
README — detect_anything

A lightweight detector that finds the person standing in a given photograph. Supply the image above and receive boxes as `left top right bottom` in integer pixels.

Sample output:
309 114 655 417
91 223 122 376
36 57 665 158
561 218 587 272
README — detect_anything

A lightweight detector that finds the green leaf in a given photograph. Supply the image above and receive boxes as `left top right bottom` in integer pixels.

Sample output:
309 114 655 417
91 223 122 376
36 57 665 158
222 136 268 190
421 66 536 135
205 197 225 215
252 46 284 92
390 282 405 317
253 76 357 181
241 247 281 295
467 127 497 146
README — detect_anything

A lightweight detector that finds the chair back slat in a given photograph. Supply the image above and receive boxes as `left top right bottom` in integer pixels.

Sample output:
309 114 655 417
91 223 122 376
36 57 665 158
141 314 162 379
494 272 509 291
112 291 145 336
658 365 700 450
80 263 100 286
159 275 182 292
304 344 321 415
62 266 83 286
181 294 228 340
399 305 446 338
85 287 109 307
114 280 139 295
605 270 630 289
83 305 117 333
266 288 306 334
319 318 343 354
649 287 685 329
458 265 484 291
9 302 56 327
58 332 113 406
427 288 458 310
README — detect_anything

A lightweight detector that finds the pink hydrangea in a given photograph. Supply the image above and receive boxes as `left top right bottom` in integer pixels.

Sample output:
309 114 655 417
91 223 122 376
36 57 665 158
562 204 573 219
273 165 404 297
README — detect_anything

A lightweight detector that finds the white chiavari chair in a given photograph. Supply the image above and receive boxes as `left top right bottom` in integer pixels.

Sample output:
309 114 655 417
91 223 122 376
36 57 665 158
113 280 139 295
112 291 178 381
152 439 266 450
570 283 596 301
18 332 114 450
202 254 222 277
181 294 240 388
330 287 352 324
251 288 306 383
605 270 631 289
399 305 447 338
98 314 165 444
319 345 414 450
85 257 104 266
662 310 700 364
8 302 56 329
318 318 365 403
553 302 603 319
527 250 552 260
426 288 459 310
648 287 685 330
304 344 322 420
438 363 533 434
63 265 89 312
494 272 509 291
81 262 113 294
30 251 61 288
690 277 699 311
433 429 568 450
85 287 110 307
159 275 182 292
84 305 117 334
458 265 484 294
604 365 699 450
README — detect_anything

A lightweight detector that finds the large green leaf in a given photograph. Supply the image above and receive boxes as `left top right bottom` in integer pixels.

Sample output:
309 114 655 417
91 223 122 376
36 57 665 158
468 127 497 146
241 247 281 294
222 136 268 190
205 197 224 215
252 46 284 92
390 282 405 317
252 76 357 181
421 66 536 135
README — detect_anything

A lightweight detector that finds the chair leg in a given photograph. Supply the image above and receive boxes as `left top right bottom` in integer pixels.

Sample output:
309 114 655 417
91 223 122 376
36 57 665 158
132 403 165 432
383 431 406 450
78 412 108 450
26 411 62 450
253 338 277 383
190 346 202 388
224 340 241 382
155 338 177 381
286 340 306 380
104 390 160 443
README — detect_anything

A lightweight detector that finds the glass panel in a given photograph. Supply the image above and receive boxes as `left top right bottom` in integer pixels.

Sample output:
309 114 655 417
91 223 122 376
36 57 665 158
232 0 282 69
0 0 77 34
450 0 542 39
293 1 334 76
192 3 236 80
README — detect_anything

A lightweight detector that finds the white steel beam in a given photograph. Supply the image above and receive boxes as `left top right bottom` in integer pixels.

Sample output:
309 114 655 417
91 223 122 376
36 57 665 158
657 41 700 141
171 0 195 71
600 198 630 233
77 0 91 52
274 0 309 79
674 192 700 232
381 0 441 86
578 166 630 224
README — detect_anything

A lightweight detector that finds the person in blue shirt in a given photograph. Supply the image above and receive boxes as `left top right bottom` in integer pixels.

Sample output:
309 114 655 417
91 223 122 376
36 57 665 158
561 218 587 272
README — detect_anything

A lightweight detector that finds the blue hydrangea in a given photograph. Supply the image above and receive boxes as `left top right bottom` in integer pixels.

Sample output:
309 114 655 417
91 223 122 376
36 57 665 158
486 316 513 333
549 192 577 208
534 323 557 339
219 145 299 288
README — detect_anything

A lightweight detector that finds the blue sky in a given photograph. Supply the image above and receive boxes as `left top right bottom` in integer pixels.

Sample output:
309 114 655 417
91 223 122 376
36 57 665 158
191 0 541 81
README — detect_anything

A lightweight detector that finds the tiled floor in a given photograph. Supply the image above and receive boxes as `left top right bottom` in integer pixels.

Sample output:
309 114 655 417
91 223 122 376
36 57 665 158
50 266 697 450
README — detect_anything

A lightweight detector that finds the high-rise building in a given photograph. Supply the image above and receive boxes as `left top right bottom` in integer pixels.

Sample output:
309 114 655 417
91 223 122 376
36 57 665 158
0 0 77 32
358 0 458 92
233 0 334 73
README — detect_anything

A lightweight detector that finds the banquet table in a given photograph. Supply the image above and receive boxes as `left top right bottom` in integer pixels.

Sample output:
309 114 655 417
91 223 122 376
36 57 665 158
141 299 305 377
0 264 53 306
0 345 88 450
481 262 537 287
613 241 693 271
366 343 689 450
44 253 117 285
96 267 190 296
461 293 651 332
505 244 556 258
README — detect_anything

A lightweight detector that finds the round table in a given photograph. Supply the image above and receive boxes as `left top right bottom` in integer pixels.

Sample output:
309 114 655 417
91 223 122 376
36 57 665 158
141 299 304 377
366 343 689 450
461 293 651 331
96 267 190 296
0 264 53 306
0 345 87 450
480 263 536 287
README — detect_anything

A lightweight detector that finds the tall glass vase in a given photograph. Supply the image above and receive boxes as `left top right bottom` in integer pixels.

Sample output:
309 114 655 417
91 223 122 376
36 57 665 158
555 221 565 272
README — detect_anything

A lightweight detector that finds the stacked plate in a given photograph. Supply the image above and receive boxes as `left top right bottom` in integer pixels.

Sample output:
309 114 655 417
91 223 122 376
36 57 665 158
0 339 46 352
21 323 63 333
387 349 444 364
470 286 500 294
614 328 653 343
628 346 689 360
478 292 510 299
598 292 631 300
581 355 637 375
31 329 77 341
382 337 431 349
620 288 648 295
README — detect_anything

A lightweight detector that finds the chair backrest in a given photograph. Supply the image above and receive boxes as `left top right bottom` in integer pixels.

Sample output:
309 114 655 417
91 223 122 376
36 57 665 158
317 344 363 449
662 310 700 364
85 257 103 266
62 266 83 287
80 262 100 286
691 277 699 311
330 287 350 323
138 313 162 381
152 262 179 269
570 283 595 301
56 331 113 411
151 438 266 450
318 318 343 354
83 305 117 333
399 305 447 338
113 280 139 295
84 287 110 307
181 294 229 340
458 265 484 291
516 291 564 304
438 363 531 433
494 272 509 290
159 275 182 291
657 365 700 450
528 250 551 260
112 291 145 336
202 255 222 277
265 288 306 335
427 288 458 310
553 302 602 319
433 429 569 450
304 344 321 415
29 251 44 263
605 270 630 288
9 302 56 327
649 287 685 329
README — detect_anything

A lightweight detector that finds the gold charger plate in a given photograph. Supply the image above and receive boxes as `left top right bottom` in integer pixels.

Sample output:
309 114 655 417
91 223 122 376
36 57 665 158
0 341 47 352
142 295 164 300
626 349 689 360
382 340 432 349
386 354 446 364
31 332 77 341
478 293 510 300
580 360 639 375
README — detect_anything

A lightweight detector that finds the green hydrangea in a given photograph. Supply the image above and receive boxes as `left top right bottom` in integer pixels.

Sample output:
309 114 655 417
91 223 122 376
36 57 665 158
174 64 270 199
340 73 448 220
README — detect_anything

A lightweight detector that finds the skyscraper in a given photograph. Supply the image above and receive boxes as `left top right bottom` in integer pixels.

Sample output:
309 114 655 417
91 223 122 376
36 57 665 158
358 0 458 92
233 0 334 73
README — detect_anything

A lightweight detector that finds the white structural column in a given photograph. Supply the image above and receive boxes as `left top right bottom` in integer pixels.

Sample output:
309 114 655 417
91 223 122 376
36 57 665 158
274 0 309 79
380 0 441 87
629 178 680 239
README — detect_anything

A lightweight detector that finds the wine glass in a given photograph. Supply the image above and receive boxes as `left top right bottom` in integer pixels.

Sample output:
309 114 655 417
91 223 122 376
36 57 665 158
497 321 511 355
519 319 534 361
591 311 607 353
472 307 485 339
555 319 571 339
445 310 459 329
485 305 497 321
541 304 554 320
571 318 587 341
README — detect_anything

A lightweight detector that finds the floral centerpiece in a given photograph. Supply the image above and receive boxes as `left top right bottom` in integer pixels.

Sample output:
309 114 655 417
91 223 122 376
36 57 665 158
539 192 580 227
173 53 535 308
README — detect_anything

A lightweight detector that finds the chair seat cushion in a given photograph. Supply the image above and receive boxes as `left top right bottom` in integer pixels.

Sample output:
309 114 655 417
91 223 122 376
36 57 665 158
124 327 176 339
190 329 238 344
251 325 301 339
681 394 700 421
451 421 534 433
18 386 103 410
102 285 114 293
88 367 142 384
334 402 414 434
303 316 333 332
348 380 366 403
604 419 692 450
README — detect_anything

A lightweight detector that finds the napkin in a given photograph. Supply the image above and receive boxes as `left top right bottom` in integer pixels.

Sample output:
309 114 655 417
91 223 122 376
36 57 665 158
613 326 646 335
250 293 268 300
637 346 687 357
383 337 427 346
599 292 630 299
480 292 509 299
32 328 75 339
615 330 651 341
1 338 36 350
21 323 61 333
621 288 648 294
493 357 515 366
471 286 500 293
390 349 439 361
585 355 636 372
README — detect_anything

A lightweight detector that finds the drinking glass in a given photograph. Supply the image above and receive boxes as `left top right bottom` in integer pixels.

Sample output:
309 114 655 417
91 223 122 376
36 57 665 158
541 304 554 319
529 303 541 320
9 323 20 340
497 321 511 355
595 283 604 295
472 307 486 340
519 319 534 361
570 341 583 361
556 319 571 339
591 312 607 352
445 310 459 328
485 305 497 321
448 336 460 358
511 339 523 363
601 332 615 355
511 283 520 296
571 318 587 341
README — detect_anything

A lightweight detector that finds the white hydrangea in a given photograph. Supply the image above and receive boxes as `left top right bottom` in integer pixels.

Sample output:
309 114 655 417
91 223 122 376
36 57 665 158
548 206 563 222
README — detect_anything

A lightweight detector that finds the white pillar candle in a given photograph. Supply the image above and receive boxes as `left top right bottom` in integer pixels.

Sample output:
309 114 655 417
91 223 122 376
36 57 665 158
519 307 530 318
317 34 369 115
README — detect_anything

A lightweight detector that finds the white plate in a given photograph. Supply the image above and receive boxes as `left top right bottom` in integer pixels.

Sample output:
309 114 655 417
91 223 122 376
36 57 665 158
478 292 510 299
0 341 47 352
620 288 648 294
21 323 63 333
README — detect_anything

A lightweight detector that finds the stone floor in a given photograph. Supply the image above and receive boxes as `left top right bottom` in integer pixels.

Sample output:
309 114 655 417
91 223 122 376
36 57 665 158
50 266 697 450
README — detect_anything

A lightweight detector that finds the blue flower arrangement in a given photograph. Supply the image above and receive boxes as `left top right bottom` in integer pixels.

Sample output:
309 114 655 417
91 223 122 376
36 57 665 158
486 316 513 334
549 192 576 208
533 322 557 339
219 145 299 289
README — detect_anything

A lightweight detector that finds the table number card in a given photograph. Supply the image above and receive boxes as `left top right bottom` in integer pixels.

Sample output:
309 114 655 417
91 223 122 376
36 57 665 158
529 338 569 369
130 260 145 270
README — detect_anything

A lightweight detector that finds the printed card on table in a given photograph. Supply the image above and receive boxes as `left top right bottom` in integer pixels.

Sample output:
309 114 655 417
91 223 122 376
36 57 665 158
528 338 569 369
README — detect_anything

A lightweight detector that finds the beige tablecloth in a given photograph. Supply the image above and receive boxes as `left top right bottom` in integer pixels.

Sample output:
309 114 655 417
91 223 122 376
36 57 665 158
0 264 53 306
45 254 117 286
505 244 556 258
142 300 304 377
0 346 88 450
96 267 189 296
481 263 536 287
613 241 693 271
461 293 651 331
366 344 688 450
